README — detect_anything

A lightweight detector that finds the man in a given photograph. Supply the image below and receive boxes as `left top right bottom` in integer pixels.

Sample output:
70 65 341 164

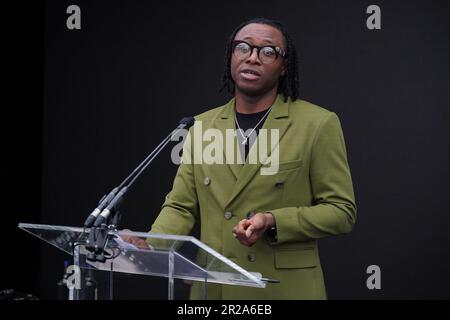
126 18 356 299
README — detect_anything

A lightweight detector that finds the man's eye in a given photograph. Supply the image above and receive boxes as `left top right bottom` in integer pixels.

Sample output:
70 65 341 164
236 44 250 52
262 48 276 56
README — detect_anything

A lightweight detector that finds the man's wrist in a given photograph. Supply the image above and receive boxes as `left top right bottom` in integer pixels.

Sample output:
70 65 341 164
264 212 275 230
264 212 277 240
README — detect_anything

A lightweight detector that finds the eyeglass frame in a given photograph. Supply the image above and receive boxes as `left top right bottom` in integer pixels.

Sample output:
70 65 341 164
231 40 287 64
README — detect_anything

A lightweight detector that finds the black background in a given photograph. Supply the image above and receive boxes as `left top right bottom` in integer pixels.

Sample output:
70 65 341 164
2 0 449 300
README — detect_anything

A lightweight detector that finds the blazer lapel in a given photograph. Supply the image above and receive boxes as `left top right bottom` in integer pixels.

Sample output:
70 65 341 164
213 98 243 180
225 95 292 208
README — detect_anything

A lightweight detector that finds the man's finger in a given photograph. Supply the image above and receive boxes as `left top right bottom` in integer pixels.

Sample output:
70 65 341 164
238 219 247 230
245 225 254 238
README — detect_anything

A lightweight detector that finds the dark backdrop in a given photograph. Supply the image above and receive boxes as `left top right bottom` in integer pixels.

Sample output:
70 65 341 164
2 0 449 299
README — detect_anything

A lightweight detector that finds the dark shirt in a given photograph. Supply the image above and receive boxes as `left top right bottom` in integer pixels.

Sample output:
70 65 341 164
235 108 271 159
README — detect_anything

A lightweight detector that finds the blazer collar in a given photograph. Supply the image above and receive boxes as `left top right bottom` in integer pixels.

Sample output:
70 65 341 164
219 94 289 120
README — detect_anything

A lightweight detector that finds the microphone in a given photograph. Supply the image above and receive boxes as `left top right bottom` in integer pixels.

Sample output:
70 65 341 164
87 116 195 228
93 187 127 227
178 117 195 129
83 187 119 227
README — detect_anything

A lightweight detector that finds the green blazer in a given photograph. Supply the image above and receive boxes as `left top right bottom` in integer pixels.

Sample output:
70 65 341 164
148 94 357 300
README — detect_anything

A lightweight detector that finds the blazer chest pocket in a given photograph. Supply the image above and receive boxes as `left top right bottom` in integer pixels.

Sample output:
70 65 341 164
265 159 302 189
263 158 302 174
274 248 317 269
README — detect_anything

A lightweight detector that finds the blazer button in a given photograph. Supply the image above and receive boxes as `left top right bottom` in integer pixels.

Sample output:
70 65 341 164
247 253 256 262
275 181 284 188
224 211 233 220
204 177 211 186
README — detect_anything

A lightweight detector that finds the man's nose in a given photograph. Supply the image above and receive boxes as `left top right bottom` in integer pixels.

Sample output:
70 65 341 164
246 48 261 64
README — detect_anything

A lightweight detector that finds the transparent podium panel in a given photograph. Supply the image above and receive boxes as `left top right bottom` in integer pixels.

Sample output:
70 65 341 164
19 223 266 300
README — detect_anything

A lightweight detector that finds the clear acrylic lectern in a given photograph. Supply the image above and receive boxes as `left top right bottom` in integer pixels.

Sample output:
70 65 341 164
19 223 266 300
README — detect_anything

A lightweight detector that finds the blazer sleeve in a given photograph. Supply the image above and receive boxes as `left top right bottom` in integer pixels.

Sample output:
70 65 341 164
270 112 357 244
147 130 199 246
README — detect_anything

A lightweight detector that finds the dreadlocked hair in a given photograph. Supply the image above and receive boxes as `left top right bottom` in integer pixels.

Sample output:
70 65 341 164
220 17 300 102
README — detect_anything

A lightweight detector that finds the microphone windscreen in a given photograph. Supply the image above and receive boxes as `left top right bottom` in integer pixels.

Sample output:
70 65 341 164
179 117 195 129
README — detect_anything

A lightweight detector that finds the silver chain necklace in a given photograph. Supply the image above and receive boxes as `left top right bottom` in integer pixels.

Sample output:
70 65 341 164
234 106 272 145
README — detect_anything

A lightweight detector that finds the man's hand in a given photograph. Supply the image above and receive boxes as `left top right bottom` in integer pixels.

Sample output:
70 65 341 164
232 212 274 247
120 229 153 250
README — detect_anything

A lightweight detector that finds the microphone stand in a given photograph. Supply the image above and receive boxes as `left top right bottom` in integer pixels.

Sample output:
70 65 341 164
84 117 194 263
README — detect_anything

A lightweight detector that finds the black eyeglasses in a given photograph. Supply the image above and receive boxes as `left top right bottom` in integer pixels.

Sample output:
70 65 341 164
232 40 287 64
